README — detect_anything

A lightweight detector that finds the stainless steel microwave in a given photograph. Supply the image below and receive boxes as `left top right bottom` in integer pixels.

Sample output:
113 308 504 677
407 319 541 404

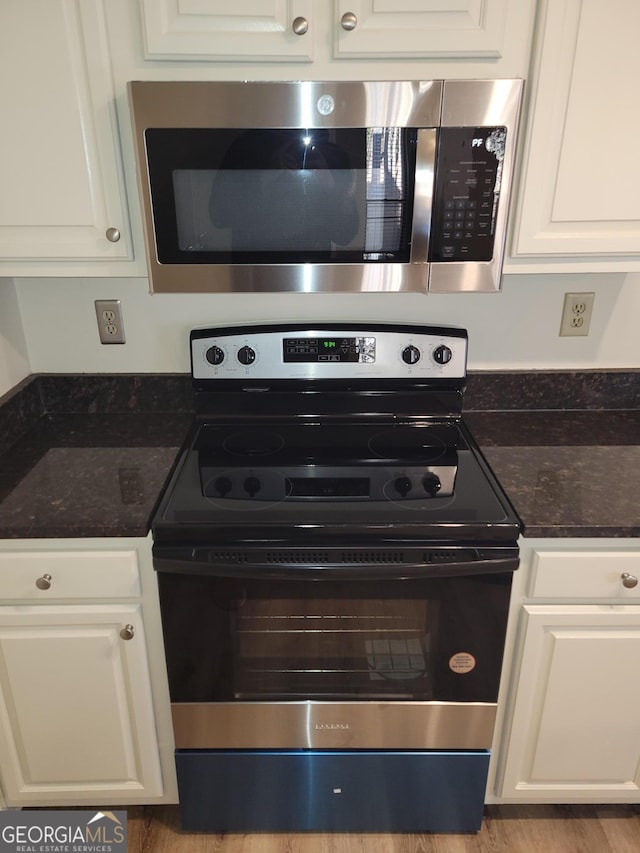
128 80 523 295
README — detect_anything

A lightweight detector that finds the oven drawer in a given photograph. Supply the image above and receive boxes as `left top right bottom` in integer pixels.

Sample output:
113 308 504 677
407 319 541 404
0 550 141 601
175 749 490 833
529 550 640 600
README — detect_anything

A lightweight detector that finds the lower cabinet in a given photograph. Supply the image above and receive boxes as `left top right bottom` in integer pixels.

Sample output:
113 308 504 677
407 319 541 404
496 543 640 802
0 539 176 806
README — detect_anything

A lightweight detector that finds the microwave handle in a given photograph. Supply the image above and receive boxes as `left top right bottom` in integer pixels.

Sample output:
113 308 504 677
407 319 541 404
411 128 438 265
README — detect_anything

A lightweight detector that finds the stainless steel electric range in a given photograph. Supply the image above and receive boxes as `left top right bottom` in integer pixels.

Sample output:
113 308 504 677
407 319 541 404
151 322 521 834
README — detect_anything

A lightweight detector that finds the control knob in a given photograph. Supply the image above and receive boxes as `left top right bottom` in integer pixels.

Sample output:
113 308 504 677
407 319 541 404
401 345 421 365
237 345 256 366
244 476 261 498
394 476 412 497
205 345 225 366
433 345 453 365
423 473 442 497
214 476 232 497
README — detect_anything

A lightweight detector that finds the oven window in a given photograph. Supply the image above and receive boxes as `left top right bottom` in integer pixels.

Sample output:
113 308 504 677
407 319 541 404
157 573 511 704
234 596 431 699
145 128 417 265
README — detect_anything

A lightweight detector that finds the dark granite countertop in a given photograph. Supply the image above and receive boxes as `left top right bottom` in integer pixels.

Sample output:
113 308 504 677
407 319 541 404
464 410 640 538
0 412 192 539
0 376 193 539
1 371 639 540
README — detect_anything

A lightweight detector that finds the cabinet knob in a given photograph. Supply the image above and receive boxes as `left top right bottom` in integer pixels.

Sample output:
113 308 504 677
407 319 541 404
105 227 121 243
292 16 309 35
621 572 638 589
35 573 52 590
120 624 135 641
341 11 358 31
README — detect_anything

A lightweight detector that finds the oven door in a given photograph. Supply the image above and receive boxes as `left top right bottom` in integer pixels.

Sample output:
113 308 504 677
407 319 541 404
154 558 513 750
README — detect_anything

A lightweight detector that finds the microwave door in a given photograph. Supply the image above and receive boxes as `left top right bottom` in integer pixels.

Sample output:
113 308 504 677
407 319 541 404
141 126 430 295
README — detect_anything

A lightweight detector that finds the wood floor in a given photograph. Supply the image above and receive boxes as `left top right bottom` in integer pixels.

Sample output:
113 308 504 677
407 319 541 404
124 804 640 852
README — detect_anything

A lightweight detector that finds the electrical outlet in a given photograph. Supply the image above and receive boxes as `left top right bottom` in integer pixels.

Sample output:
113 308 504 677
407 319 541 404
95 299 125 344
559 292 595 337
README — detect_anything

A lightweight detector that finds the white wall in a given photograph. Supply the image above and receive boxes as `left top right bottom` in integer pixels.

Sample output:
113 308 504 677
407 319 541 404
0 278 29 396
13 271 640 374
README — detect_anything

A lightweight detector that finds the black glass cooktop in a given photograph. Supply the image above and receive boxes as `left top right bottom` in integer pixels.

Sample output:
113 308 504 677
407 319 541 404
153 419 521 545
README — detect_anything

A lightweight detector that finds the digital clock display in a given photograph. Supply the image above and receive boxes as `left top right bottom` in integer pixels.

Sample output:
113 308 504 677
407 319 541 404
283 337 375 364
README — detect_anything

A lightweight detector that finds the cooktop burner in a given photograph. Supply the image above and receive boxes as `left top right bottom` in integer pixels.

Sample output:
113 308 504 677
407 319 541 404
368 425 455 462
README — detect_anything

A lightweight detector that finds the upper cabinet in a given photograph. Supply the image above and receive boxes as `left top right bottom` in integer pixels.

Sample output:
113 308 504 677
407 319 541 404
139 0 534 68
140 0 316 62
0 0 134 276
333 0 510 60
508 0 640 272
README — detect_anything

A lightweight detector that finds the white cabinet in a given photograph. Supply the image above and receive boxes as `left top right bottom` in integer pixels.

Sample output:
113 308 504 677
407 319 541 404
0 605 162 803
333 0 511 60
0 0 133 274
496 542 640 802
140 0 533 66
140 0 316 62
0 540 176 807
509 0 640 272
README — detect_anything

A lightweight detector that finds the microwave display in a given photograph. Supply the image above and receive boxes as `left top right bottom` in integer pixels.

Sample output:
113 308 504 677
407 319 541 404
146 127 417 265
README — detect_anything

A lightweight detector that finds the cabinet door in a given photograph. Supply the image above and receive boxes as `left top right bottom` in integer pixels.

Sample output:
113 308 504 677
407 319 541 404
511 0 640 265
0 604 163 805
500 605 640 800
334 0 510 59
0 1 131 263
140 0 315 61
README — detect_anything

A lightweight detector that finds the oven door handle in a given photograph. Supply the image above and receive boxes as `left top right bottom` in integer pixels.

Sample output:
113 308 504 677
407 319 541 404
152 548 519 580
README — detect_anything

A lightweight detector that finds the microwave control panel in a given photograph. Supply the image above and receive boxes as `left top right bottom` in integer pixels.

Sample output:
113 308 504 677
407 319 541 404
429 126 506 263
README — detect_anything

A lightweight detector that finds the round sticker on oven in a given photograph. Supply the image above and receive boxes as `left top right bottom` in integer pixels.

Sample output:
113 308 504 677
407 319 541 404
449 652 476 674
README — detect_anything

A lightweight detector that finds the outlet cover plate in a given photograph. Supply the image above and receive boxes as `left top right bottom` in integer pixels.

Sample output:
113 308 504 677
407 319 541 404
559 292 595 337
95 299 125 344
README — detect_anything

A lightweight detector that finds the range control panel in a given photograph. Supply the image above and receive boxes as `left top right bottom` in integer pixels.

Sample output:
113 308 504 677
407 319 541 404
191 325 468 382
